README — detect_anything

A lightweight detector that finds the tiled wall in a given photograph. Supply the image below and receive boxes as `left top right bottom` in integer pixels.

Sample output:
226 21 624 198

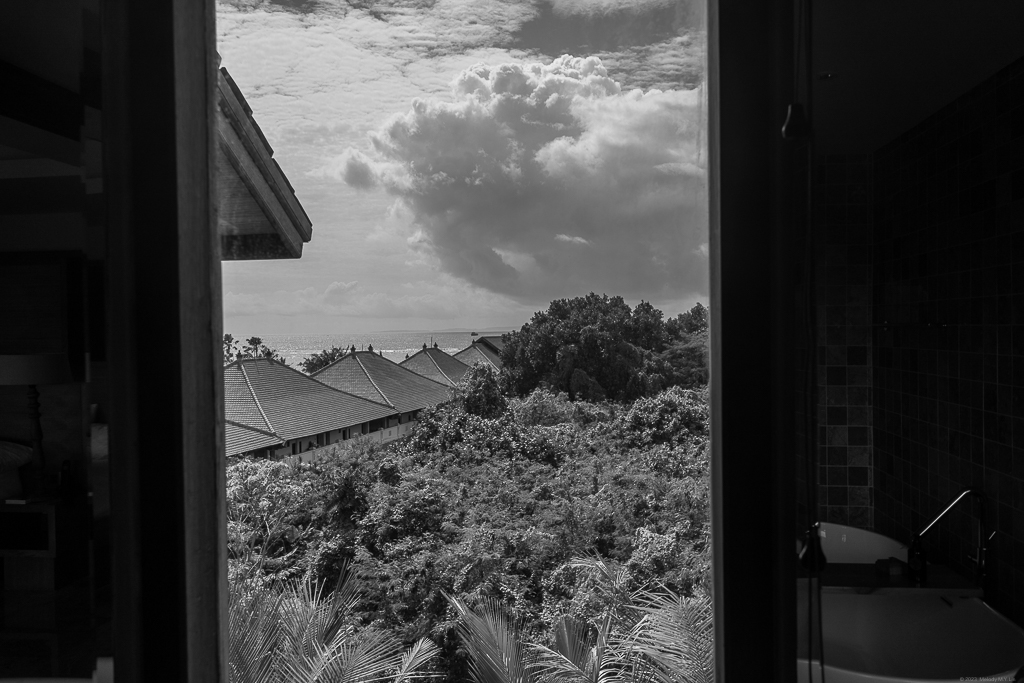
814 155 874 529
872 56 1024 625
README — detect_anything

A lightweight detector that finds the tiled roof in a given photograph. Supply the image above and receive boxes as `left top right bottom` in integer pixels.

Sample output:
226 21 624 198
225 420 283 457
475 335 506 353
313 351 453 413
453 344 500 371
224 363 274 432
456 338 504 369
223 358 396 455
400 347 470 386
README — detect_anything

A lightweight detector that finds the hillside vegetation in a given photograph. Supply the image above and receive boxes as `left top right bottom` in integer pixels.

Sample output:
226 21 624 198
226 296 711 682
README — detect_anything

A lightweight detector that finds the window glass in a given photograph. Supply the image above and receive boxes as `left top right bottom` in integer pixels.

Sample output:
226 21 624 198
217 0 711 679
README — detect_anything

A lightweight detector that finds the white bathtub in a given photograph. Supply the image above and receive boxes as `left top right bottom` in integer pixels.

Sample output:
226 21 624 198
816 522 907 564
797 590 1024 682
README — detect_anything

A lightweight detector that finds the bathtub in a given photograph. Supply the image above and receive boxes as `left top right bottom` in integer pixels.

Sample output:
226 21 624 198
815 522 906 564
797 524 1024 681
797 593 1024 682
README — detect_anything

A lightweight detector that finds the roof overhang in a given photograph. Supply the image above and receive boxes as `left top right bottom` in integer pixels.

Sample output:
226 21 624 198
217 66 312 260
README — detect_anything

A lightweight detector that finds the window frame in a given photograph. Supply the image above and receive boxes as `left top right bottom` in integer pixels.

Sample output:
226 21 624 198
96 0 805 678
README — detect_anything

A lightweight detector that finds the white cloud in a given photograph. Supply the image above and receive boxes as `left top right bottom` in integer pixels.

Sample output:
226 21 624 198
216 1 708 333
340 55 707 304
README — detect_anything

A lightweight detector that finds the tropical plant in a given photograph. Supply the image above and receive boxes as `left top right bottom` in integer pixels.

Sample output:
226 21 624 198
228 566 440 683
302 346 350 374
448 558 713 683
448 595 537 683
224 333 288 365
630 589 714 683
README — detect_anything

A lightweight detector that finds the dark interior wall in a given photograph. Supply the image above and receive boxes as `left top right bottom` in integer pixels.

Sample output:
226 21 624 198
814 155 874 528
872 56 1024 626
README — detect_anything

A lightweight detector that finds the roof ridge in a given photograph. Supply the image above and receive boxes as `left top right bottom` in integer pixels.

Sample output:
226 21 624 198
363 350 452 389
425 351 455 385
353 354 395 408
239 363 277 435
280 357 395 410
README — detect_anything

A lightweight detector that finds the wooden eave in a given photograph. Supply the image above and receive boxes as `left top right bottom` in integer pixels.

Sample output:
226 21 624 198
216 67 312 260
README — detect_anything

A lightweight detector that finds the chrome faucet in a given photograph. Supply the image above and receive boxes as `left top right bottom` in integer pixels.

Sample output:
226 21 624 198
907 488 991 585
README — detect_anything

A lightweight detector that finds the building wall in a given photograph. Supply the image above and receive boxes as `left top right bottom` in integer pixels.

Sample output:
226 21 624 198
872 56 1024 625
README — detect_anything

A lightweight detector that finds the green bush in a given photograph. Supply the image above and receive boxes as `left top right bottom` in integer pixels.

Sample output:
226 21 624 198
226 386 711 683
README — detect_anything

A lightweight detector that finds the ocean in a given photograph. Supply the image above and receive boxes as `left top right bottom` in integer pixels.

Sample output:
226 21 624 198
254 331 505 367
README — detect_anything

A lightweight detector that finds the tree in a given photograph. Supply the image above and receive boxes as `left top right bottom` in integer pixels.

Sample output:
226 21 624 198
665 303 708 341
499 294 673 401
301 346 349 375
457 364 507 419
660 303 709 389
225 334 242 364
223 335 288 365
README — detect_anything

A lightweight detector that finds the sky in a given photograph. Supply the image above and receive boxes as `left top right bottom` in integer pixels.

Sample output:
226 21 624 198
217 0 707 335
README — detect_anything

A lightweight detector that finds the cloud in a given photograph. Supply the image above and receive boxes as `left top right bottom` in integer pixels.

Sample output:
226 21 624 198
340 150 377 189
340 55 707 304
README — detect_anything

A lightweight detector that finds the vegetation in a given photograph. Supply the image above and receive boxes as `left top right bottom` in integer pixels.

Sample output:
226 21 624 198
226 298 712 681
227 384 710 681
225 334 288 365
228 565 440 683
450 557 713 683
499 296 708 401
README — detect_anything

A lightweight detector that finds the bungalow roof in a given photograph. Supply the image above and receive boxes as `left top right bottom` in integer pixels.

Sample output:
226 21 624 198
225 420 283 457
400 347 470 386
475 335 506 353
223 358 395 455
453 344 500 371
312 351 453 413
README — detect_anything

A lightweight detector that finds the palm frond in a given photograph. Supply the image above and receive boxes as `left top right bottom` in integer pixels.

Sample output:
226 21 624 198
393 637 442 683
228 578 283 683
629 589 714 683
530 614 651 683
314 627 405 683
529 617 592 683
448 594 535 683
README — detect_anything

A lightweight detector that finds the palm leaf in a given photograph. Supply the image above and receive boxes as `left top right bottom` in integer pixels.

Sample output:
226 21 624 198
393 637 442 683
228 577 283 683
448 594 535 683
229 566 439 683
629 589 714 683
531 615 651 683
313 628 404 683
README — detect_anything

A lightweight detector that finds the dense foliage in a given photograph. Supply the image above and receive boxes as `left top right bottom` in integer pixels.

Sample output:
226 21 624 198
227 371 711 683
450 558 713 683
229 568 440 683
498 296 708 401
